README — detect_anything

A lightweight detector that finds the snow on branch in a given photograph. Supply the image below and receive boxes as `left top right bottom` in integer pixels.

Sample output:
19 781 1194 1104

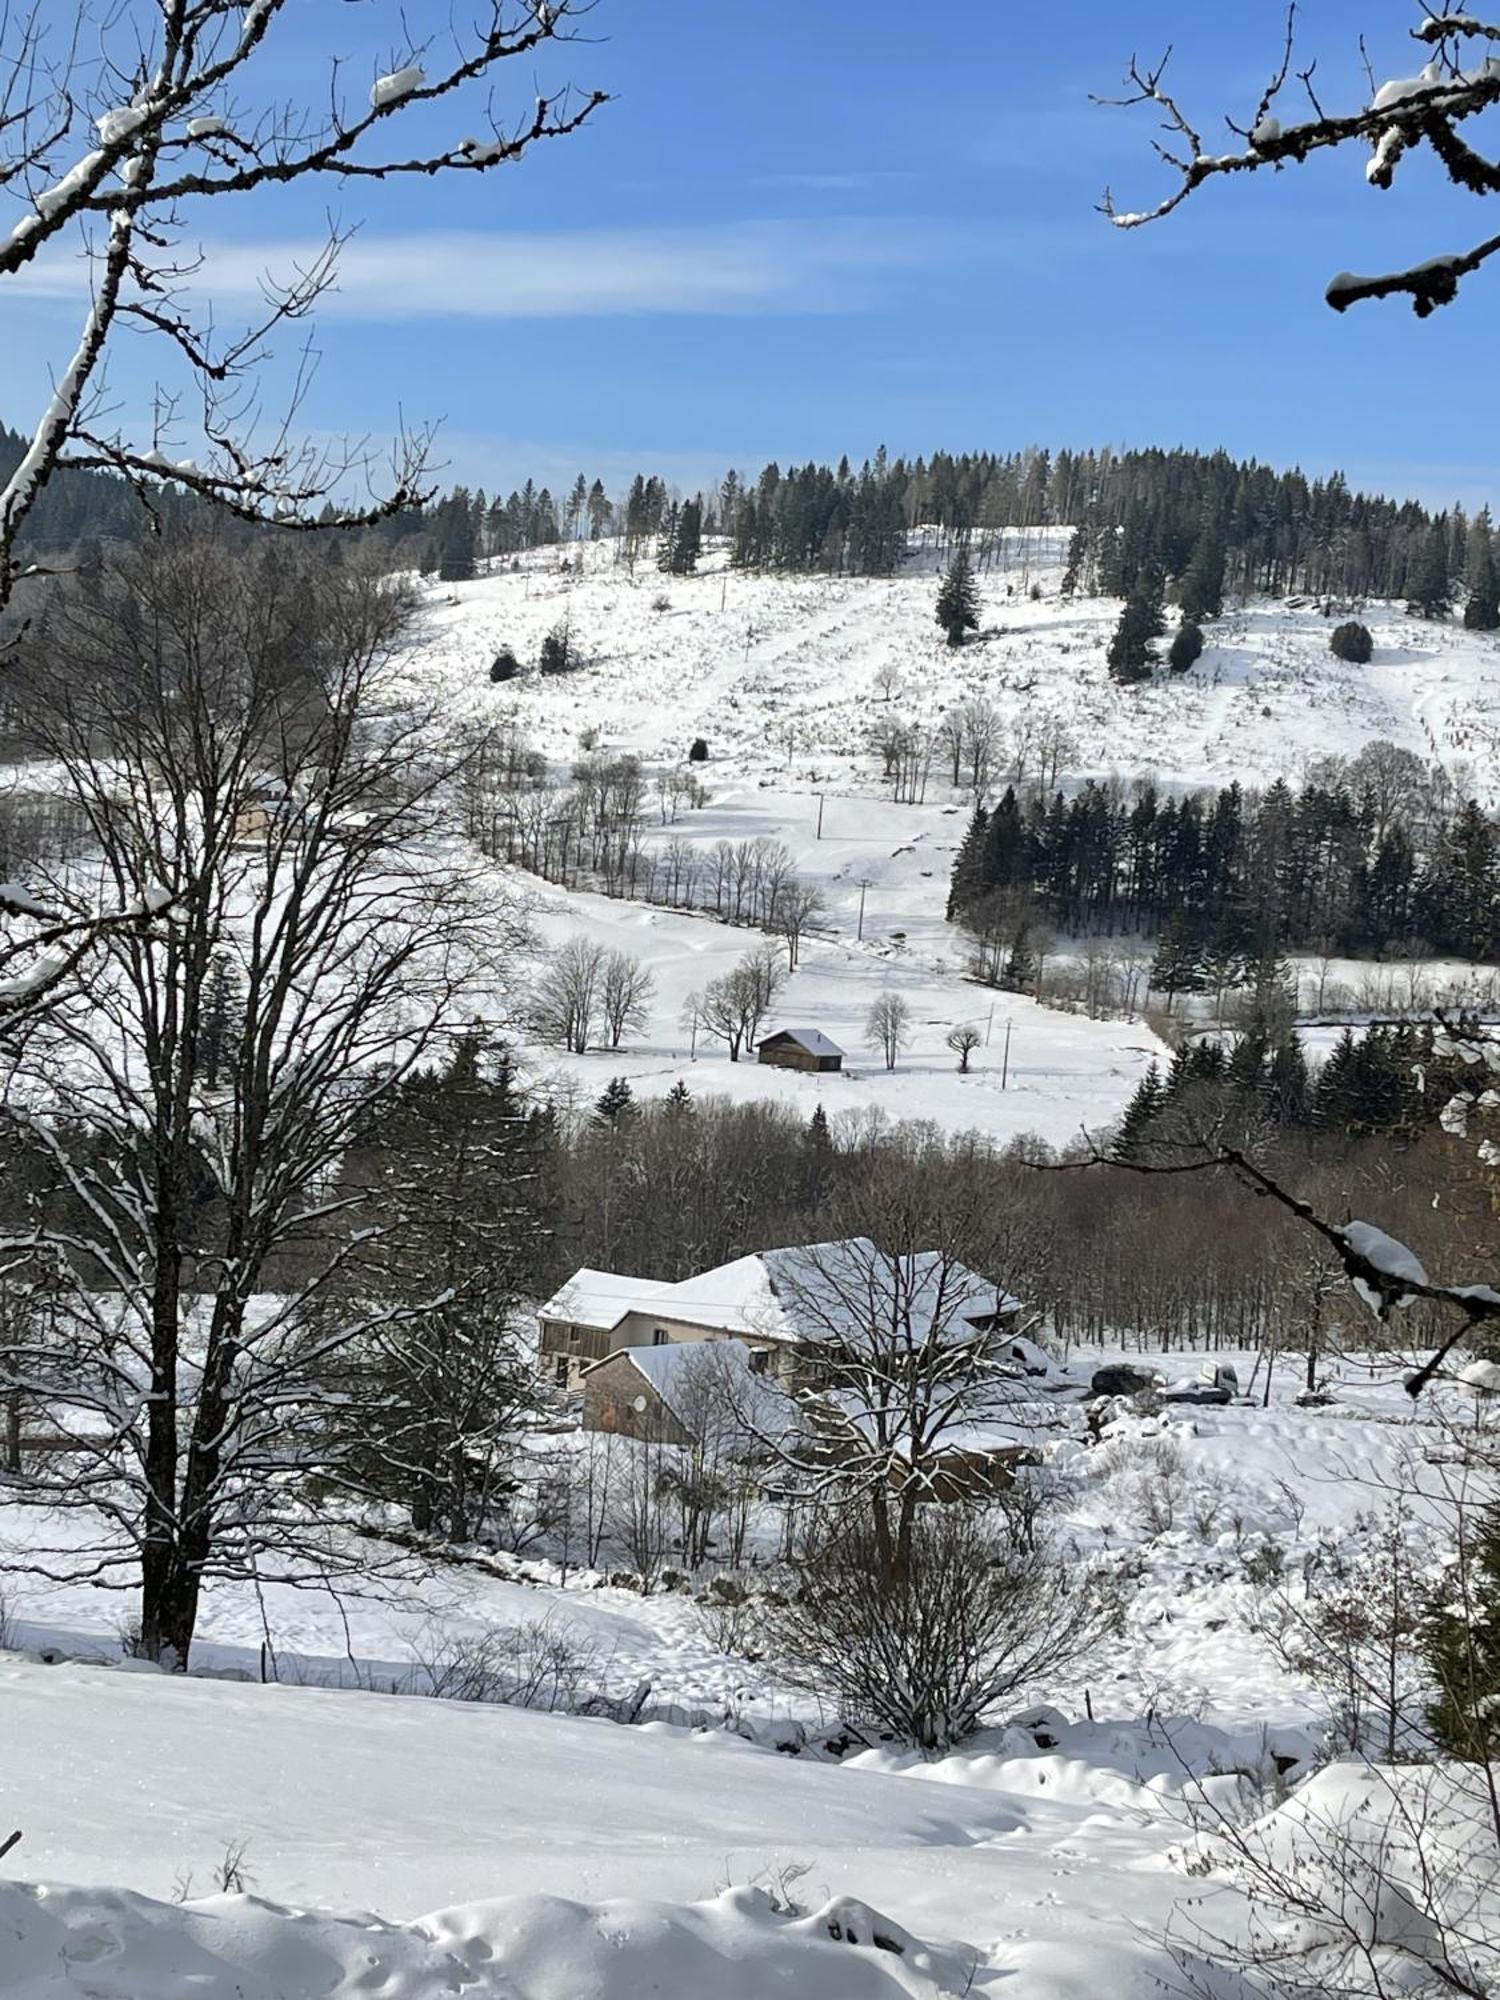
0 0 609 607
1101 3 1500 314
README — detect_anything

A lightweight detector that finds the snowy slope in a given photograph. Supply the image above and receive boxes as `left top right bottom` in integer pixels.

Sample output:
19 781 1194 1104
405 535 1500 801
391 537 1500 1138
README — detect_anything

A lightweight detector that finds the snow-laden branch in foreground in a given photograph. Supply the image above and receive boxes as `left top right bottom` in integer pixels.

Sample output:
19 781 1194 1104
1101 4 1500 314
0 0 609 607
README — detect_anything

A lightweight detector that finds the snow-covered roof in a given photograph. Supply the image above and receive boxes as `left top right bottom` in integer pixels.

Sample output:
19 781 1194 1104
541 1241 1022 1348
537 1269 679 1333
758 1027 845 1058
613 1338 792 1436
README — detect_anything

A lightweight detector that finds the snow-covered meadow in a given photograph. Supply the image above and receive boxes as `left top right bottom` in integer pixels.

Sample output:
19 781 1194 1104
385 535 1500 1138
4 1348 1491 1997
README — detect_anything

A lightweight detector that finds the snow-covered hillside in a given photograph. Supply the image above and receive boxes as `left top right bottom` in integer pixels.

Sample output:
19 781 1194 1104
390 535 1500 1138
406 532 1500 799
2 1350 1488 1998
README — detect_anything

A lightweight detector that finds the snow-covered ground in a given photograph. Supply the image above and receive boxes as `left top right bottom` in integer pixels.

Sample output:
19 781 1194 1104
405 534 1500 800
3 1348 1486 1996
387 536 1500 1138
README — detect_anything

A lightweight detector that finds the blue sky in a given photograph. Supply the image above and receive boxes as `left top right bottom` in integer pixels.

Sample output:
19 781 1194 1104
15 1 1500 506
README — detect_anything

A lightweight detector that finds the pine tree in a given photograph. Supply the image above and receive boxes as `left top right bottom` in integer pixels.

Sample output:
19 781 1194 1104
1107 588 1165 684
664 1079 693 1115
1426 1505 1500 1760
935 542 980 646
594 1076 636 1126
1114 1061 1166 1160
1150 917 1202 1005
980 788 1025 895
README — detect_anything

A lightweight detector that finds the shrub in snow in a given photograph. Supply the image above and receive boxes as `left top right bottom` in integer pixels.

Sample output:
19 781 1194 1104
1330 620 1374 664
412 1615 608 1715
1169 621 1205 673
651 592 671 613
489 647 521 683
688 737 709 762
768 1509 1115 1752
539 622 574 674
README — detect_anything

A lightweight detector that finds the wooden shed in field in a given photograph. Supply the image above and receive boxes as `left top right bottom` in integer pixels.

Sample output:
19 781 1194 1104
756 1027 845 1074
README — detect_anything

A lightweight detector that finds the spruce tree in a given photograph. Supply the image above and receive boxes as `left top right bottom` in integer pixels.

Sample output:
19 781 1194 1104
437 503 477 582
594 1076 636 1126
1179 523 1226 623
1406 522 1452 618
1107 588 1165 684
1464 511 1500 630
1426 1506 1500 1761
664 1079 693 1115
935 542 980 646
1114 1061 1166 1160
946 805 990 918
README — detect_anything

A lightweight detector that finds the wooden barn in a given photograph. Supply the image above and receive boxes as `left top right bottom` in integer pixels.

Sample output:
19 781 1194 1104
756 1027 845 1074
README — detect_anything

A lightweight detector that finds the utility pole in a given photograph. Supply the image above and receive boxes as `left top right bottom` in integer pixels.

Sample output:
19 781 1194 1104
816 793 825 840
856 878 872 942
1001 1019 1013 1091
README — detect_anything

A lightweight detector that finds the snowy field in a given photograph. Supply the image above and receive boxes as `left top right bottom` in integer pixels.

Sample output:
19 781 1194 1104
2 1347 1484 1997
404 533 1500 800
385 535 1500 1137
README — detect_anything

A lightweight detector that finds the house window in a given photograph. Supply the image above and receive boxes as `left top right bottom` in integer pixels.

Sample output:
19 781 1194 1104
553 1355 569 1388
652 1328 669 1346
748 1349 769 1374
567 1327 581 1351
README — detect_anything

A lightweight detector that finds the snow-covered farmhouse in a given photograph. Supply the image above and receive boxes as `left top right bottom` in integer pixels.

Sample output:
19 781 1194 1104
536 1239 1025 1397
755 1027 845 1073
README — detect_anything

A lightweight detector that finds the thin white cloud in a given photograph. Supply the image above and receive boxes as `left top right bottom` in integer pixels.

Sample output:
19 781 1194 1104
13 218 967 320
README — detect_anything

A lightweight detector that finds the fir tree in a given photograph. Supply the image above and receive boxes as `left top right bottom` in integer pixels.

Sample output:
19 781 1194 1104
935 542 980 646
664 1079 693 1115
1107 588 1165 684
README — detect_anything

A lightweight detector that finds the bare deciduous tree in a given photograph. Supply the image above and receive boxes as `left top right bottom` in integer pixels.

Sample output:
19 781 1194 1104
0 534 522 1667
531 937 606 1054
1103 7 1500 316
0 1 606 613
770 1507 1113 1752
690 943 788 1062
599 949 656 1051
947 1022 982 1073
865 991 912 1072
